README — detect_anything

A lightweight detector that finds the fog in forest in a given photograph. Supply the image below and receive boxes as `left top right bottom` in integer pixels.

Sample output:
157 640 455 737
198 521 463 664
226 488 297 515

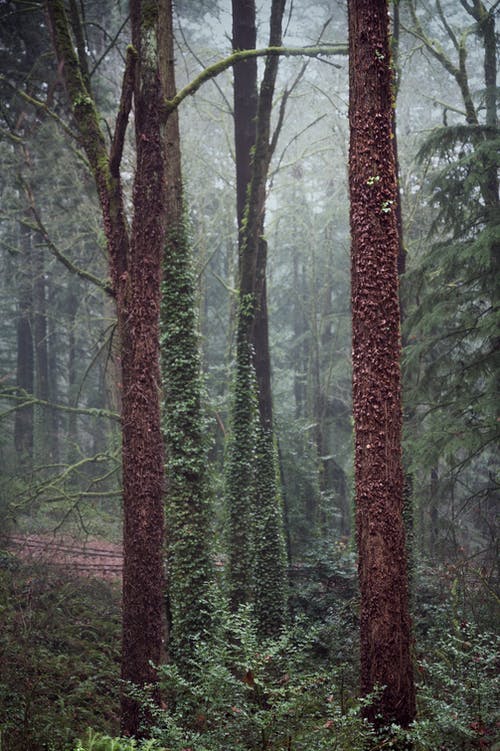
0 1 498 749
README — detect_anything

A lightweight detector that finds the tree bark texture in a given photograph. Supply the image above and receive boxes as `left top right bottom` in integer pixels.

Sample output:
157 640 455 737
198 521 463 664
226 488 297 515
245 0 285 434
227 0 261 612
348 0 415 729
232 0 258 235
121 0 166 734
46 0 166 737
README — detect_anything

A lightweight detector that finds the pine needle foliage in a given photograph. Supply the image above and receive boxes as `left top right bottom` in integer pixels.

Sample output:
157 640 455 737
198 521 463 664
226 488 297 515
403 120 499 541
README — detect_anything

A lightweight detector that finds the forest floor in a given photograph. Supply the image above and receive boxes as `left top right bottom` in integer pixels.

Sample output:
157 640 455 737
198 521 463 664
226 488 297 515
6 533 123 580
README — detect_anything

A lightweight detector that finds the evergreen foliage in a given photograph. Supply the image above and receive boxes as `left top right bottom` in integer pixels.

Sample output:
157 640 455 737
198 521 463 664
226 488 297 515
403 122 500 553
401 0 499 558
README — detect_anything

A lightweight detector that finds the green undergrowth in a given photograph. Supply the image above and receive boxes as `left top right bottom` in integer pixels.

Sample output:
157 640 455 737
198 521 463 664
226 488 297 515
0 557 121 751
0 547 498 751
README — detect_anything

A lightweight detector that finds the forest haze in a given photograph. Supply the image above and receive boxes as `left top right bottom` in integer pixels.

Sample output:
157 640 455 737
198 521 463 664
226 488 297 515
0 0 498 749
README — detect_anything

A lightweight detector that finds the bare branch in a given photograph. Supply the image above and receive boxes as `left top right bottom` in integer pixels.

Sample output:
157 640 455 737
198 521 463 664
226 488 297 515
269 16 333 159
436 0 460 52
176 15 233 114
88 15 131 77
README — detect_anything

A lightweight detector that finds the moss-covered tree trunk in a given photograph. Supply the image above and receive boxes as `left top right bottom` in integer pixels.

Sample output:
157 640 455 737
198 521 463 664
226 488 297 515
348 0 416 729
227 0 260 613
46 0 166 737
227 0 287 636
158 0 214 677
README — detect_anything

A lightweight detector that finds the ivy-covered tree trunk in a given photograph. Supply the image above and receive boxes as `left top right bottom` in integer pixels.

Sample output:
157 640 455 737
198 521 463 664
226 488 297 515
227 0 287 636
227 0 260 614
348 0 415 729
46 0 166 737
159 0 214 677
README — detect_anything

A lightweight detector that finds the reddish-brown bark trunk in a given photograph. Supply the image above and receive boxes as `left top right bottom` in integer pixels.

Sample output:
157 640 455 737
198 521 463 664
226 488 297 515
46 0 166 737
348 0 415 729
120 0 166 736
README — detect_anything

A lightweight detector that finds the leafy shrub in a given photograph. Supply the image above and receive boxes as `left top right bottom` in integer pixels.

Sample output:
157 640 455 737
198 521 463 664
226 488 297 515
72 728 165 751
399 620 500 751
145 605 374 751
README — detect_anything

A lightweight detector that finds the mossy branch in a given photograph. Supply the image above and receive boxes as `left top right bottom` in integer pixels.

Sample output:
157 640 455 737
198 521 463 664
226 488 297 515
1 388 120 422
405 1 477 124
0 74 79 141
16 186 113 296
164 44 347 114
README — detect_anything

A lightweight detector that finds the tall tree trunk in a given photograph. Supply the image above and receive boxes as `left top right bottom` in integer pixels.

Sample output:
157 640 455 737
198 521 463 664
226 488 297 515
429 464 439 556
232 0 258 235
392 0 415 593
228 0 287 636
14 218 34 464
66 283 79 463
227 0 260 613
120 1 166 734
292 250 307 419
47 277 59 463
32 238 51 465
348 0 415 729
159 0 214 677
46 0 166 737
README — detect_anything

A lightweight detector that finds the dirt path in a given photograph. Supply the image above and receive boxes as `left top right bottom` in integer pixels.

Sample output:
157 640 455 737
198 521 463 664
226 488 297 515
7 533 123 580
